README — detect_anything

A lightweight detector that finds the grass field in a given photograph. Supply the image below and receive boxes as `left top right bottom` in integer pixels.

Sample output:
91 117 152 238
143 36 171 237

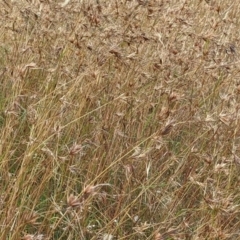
1 0 240 239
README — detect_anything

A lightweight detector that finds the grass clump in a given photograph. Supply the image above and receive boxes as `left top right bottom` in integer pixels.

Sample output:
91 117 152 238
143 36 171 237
1 0 240 239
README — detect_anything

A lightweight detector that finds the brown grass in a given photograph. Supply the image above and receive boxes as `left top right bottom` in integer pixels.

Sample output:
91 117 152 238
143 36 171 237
1 0 240 239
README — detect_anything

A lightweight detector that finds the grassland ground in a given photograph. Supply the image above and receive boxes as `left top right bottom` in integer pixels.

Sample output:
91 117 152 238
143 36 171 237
1 0 240 239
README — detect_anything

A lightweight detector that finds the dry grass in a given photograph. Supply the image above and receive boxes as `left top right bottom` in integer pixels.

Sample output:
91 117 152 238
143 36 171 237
1 0 240 239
